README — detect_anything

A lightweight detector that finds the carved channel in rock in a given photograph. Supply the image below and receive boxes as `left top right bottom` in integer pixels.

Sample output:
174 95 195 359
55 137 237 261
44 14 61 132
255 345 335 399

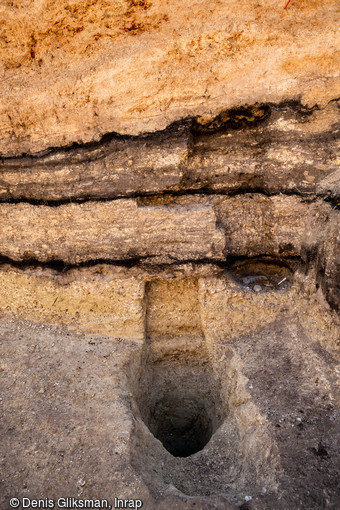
132 278 224 457
128 278 280 501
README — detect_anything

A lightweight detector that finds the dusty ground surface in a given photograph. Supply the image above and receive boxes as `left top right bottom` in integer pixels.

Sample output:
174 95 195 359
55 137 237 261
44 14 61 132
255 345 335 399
0 0 339 155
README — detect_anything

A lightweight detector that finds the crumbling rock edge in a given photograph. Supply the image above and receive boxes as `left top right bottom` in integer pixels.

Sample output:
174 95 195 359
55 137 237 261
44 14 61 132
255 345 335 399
2 99 339 159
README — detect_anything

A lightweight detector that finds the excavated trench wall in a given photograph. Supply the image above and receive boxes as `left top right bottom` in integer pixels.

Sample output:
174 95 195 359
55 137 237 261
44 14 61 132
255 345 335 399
1 101 340 509
1 102 339 310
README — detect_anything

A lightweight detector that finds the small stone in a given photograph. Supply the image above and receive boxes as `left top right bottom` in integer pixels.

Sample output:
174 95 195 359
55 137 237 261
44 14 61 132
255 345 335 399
253 285 262 293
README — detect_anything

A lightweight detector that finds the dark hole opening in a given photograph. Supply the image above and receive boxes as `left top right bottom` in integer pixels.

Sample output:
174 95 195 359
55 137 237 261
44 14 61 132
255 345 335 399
149 395 213 457
225 256 297 292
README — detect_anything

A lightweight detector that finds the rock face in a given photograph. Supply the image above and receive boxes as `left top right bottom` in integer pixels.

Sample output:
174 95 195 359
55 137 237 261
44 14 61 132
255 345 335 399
0 200 224 263
1 101 339 306
0 0 339 155
0 124 190 200
0 2 339 509
1 102 339 201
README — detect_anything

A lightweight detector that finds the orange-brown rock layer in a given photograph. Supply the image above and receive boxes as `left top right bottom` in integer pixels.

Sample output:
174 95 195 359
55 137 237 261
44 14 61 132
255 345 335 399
0 0 339 155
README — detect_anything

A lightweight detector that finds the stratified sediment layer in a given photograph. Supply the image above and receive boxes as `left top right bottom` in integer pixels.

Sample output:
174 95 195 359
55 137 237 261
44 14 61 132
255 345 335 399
1 102 339 201
0 0 339 155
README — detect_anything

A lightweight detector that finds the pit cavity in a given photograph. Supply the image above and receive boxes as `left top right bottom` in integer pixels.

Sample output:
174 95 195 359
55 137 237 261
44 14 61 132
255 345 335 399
134 340 225 458
128 278 281 501
129 335 280 501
